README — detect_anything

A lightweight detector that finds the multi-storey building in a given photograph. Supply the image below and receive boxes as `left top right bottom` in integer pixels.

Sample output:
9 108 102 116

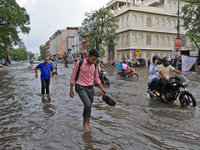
106 0 188 64
45 40 50 56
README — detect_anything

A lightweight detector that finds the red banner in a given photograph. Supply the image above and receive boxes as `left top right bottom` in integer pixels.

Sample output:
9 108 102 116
175 39 181 49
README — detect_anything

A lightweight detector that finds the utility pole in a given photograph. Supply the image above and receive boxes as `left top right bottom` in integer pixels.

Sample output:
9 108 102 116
177 0 180 40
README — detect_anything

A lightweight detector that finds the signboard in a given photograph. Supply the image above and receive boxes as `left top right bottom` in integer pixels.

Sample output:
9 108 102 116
181 56 197 72
189 50 199 57
135 48 140 55
175 39 181 49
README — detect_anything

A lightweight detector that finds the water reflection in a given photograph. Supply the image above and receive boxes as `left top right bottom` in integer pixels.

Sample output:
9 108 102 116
41 95 56 117
82 132 94 150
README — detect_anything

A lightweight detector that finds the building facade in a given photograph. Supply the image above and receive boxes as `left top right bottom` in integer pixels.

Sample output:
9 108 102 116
106 0 188 64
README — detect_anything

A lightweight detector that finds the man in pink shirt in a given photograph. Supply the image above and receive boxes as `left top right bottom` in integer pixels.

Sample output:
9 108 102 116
70 49 107 132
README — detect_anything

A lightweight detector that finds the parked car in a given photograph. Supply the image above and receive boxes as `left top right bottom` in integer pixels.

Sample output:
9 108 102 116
29 61 41 70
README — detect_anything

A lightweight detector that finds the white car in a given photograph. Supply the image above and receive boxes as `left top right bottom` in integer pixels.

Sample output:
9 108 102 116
30 61 41 70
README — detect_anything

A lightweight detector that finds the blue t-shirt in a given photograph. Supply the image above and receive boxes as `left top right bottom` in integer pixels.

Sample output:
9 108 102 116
37 63 53 79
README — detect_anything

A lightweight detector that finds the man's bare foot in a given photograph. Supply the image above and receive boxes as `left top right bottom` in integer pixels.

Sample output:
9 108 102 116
83 123 90 132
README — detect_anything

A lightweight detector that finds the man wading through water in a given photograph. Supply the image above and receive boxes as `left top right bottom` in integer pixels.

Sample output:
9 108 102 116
70 49 107 132
35 57 54 97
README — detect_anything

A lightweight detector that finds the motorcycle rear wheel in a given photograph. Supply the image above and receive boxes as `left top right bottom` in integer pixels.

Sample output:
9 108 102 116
179 91 196 107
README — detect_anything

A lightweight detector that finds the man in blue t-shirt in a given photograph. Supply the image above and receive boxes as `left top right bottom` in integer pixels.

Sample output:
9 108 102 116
35 57 54 95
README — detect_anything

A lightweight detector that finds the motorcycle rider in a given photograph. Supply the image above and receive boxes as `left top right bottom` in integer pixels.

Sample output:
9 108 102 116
96 58 107 80
147 55 160 96
122 60 130 77
158 56 186 101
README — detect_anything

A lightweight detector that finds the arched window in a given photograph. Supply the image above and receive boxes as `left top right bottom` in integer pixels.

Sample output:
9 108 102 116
132 15 137 26
146 35 151 45
132 34 137 44
139 35 144 45
146 17 152 27
127 15 129 27
122 17 124 28
154 36 158 46
127 34 130 45
155 18 159 28
139 16 144 27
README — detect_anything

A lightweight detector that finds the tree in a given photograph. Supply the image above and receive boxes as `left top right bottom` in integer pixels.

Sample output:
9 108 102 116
39 45 46 60
79 7 119 57
182 0 200 58
0 0 30 59
10 48 28 60
28 51 35 60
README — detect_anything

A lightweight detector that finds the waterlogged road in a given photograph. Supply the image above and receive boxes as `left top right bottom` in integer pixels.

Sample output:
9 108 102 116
0 63 200 150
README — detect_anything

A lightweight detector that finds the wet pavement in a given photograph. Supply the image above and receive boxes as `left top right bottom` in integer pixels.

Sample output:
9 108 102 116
0 63 200 150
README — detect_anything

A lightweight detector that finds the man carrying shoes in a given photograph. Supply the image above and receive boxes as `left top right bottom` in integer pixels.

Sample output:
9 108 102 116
69 49 107 132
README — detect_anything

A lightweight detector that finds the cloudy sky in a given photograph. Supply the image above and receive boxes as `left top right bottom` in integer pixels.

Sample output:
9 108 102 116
16 0 109 54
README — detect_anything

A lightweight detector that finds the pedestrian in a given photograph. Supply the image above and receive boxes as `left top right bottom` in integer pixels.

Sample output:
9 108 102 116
35 57 54 97
69 49 107 132
147 59 150 69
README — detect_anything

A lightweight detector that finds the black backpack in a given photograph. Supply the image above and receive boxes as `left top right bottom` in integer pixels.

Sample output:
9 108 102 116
75 59 97 81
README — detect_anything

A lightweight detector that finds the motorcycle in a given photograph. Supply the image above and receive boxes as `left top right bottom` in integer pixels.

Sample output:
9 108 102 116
117 67 139 80
52 67 58 76
147 75 196 107
99 69 110 87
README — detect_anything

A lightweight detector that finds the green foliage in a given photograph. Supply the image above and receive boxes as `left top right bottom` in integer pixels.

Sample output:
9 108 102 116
0 0 30 58
39 45 46 60
28 51 35 60
79 7 118 53
182 0 200 51
38 56 42 61
0 45 9 59
10 48 28 60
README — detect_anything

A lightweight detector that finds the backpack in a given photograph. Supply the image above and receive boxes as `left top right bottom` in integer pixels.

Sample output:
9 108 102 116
75 59 97 81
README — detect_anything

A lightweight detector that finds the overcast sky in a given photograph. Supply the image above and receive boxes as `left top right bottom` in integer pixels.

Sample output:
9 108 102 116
16 0 109 54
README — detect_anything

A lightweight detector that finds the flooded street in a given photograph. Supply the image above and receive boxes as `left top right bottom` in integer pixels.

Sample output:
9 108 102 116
0 63 200 150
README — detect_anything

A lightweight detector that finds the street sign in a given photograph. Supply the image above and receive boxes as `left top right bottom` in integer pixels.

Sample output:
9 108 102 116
135 48 140 55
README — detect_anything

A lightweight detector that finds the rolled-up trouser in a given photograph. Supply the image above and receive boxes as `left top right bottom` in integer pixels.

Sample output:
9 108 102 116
159 78 168 93
75 84 95 117
41 79 50 94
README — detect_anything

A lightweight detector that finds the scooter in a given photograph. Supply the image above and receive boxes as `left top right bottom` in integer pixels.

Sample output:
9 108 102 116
147 75 196 107
117 67 139 80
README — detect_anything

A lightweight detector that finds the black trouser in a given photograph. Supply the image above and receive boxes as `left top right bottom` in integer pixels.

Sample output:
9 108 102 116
41 79 50 94
159 78 168 94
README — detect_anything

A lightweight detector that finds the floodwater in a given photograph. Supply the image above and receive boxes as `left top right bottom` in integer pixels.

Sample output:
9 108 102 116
0 63 200 150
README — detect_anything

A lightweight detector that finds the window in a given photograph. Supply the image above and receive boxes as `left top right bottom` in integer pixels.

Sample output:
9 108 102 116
132 34 137 44
167 37 170 46
122 17 124 28
127 34 130 45
139 16 144 27
139 35 144 45
146 35 151 45
154 36 158 46
155 18 159 28
146 17 152 27
127 15 129 27
161 36 164 46
132 15 137 26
